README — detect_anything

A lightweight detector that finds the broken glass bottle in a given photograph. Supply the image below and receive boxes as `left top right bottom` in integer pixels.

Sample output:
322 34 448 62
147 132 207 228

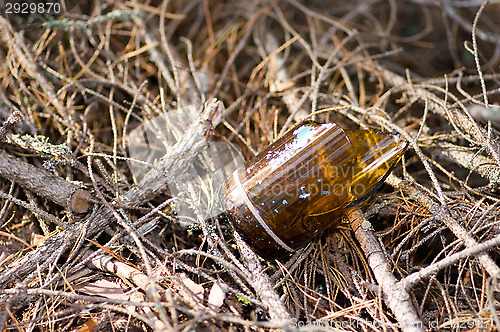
219 121 408 257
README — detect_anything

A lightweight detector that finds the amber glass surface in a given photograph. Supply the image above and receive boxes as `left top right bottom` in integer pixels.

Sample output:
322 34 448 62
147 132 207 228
344 130 408 203
220 122 408 257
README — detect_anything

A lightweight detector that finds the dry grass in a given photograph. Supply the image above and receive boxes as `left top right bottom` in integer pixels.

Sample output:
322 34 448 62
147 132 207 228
0 0 500 331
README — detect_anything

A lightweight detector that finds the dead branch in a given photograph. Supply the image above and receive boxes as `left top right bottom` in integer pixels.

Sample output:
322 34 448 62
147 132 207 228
0 99 222 289
349 208 425 332
387 174 500 277
0 150 91 213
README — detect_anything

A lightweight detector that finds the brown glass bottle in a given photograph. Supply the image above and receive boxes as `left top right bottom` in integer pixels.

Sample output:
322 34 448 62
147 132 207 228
220 121 408 257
